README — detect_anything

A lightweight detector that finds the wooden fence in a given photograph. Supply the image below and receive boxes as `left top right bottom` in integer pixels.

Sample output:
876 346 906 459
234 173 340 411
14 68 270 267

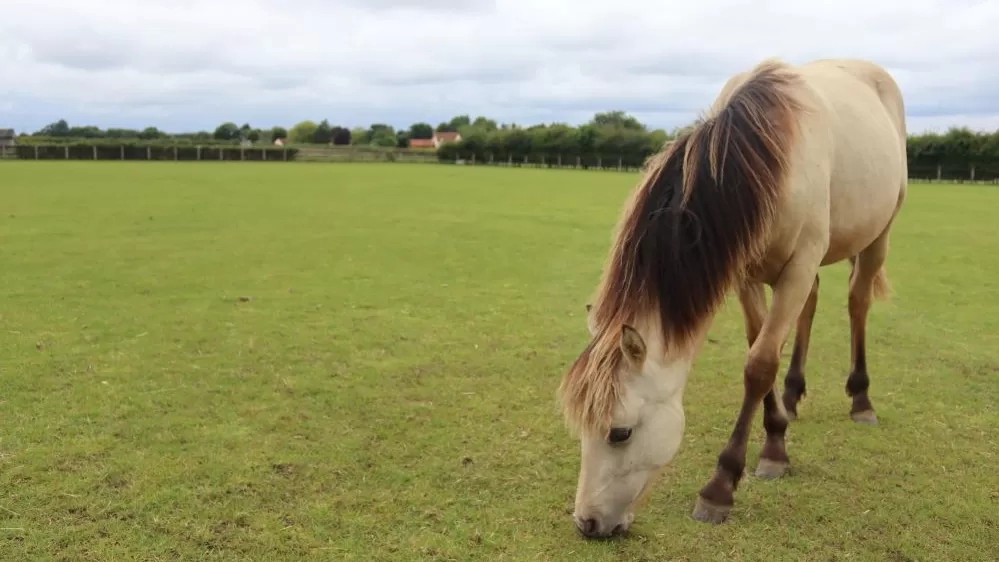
3 143 998 183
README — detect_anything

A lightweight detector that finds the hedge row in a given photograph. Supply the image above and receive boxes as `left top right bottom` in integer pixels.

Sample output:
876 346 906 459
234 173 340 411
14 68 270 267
434 125 999 181
14 144 300 162
17 136 247 147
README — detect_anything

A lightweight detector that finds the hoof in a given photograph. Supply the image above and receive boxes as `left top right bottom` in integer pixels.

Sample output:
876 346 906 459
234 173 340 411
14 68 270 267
691 496 732 525
755 458 790 479
851 410 879 425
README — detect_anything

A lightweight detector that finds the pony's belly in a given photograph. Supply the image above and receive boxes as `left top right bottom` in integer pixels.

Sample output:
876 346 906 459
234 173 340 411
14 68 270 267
821 203 898 265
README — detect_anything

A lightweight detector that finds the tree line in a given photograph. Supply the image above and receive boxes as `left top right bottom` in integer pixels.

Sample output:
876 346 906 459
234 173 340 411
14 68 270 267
17 115 489 148
13 114 999 180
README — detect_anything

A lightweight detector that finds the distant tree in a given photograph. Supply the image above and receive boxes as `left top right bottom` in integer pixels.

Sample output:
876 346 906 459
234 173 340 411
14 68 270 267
104 128 140 139
289 120 318 143
470 116 498 132
448 115 471 130
408 122 434 139
68 125 104 138
213 122 241 141
368 123 394 139
313 120 334 144
270 126 288 142
36 119 71 137
331 126 351 145
370 127 398 147
396 130 411 148
138 126 166 140
589 110 645 131
351 127 371 145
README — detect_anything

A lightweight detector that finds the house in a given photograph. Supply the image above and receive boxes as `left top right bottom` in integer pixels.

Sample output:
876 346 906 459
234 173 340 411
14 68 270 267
0 129 15 147
408 138 436 149
434 131 461 145
408 130 462 149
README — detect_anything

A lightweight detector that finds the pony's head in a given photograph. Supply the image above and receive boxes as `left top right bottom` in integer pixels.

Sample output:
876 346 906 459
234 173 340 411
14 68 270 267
561 303 707 539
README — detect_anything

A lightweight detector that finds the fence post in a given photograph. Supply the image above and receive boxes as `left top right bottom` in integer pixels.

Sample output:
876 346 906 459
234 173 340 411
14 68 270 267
120 145 125 160
146 146 151 160
936 164 942 181
197 146 201 161
93 145 97 160
34 145 39 160
64 145 69 160
174 146 178 161
970 165 976 181
283 148 287 161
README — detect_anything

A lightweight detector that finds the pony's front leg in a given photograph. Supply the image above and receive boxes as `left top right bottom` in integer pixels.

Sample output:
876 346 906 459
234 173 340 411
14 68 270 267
692 256 821 524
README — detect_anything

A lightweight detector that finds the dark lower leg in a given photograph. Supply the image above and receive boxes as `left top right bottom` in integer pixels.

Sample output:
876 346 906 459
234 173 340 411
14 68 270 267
783 339 808 419
782 275 819 419
756 388 791 478
694 354 779 520
846 283 877 423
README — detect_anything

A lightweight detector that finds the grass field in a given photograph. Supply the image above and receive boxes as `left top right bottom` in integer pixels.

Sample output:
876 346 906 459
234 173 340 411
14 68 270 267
2 161 998 561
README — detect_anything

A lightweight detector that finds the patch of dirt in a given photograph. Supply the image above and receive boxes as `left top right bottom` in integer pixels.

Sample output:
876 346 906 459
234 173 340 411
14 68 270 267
272 462 298 477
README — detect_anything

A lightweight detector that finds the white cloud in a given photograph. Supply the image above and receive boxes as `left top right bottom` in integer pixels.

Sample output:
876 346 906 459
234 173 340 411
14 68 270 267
1 0 998 134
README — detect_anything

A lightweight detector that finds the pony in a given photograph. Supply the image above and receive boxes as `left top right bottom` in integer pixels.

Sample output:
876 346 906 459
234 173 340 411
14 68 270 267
558 57 907 538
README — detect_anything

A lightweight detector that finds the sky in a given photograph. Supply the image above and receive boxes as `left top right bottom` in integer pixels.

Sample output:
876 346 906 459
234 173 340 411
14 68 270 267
2 0 999 135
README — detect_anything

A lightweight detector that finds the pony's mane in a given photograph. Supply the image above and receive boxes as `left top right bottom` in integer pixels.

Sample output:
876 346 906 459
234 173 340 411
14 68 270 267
559 59 809 434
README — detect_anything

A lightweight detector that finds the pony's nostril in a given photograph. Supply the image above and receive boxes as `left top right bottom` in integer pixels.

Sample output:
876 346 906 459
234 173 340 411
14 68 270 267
578 517 598 536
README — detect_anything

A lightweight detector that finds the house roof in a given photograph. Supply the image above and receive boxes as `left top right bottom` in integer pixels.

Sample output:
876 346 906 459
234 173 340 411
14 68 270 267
409 138 436 148
0 129 14 138
434 131 461 142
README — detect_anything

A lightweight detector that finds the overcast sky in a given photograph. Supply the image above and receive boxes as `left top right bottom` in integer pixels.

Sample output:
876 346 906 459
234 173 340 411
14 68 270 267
2 0 998 135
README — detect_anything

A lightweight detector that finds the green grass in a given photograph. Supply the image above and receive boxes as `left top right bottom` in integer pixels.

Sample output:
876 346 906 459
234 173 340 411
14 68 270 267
2 161 997 561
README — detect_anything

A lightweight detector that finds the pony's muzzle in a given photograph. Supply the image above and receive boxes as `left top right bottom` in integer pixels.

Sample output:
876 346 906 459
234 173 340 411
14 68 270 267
573 511 633 539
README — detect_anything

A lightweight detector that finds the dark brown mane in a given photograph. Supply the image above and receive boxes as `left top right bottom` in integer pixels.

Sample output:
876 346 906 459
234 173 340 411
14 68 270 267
559 59 809 433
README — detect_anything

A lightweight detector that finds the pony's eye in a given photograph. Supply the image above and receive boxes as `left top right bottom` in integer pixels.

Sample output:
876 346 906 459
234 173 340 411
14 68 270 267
607 427 632 444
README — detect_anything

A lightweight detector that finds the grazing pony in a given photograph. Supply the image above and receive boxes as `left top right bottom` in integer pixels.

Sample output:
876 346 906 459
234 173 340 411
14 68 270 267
558 58 907 538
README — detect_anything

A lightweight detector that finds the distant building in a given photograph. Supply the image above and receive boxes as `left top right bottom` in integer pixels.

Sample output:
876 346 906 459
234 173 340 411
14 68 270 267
408 130 462 149
0 129 15 147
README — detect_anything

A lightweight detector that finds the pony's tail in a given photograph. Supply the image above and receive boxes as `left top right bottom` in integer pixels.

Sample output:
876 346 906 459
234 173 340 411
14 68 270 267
850 256 892 301
871 266 891 301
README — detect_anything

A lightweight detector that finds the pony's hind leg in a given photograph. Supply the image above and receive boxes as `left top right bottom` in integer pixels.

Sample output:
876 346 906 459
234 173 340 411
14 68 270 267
845 242 891 425
782 275 820 421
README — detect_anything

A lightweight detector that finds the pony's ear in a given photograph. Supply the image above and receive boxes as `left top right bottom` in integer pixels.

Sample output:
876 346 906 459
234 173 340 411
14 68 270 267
620 324 646 364
585 303 597 335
